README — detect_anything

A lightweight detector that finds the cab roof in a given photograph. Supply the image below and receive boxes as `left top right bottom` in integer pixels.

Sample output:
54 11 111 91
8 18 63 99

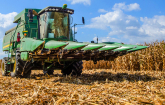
38 6 74 15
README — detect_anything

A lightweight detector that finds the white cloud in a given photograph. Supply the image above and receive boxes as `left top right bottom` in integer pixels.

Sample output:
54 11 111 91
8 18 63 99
98 9 108 13
0 12 18 59
139 15 165 38
112 3 141 11
85 8 141 43
0 50 7 59
0 12 18 28
93 36 97 41
85 10 139 31
67 0 91 5
0 51 6 56
93 36 121 43
0 12 18 39
126 26 137 29
85 3 165 44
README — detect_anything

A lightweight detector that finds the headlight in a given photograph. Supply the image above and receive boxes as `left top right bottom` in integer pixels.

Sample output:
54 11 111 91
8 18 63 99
67 10 73 14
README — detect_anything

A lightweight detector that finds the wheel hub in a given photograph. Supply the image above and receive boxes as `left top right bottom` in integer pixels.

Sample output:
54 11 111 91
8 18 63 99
2 62 4 72
13 60 16 73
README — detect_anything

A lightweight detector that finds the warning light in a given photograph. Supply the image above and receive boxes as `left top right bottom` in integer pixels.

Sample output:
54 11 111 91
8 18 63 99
24 33 27 36
23 30 28 37
62 4 67 9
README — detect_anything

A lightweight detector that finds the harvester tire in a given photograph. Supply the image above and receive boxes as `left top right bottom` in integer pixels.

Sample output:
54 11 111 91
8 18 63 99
62 61 83 76
23 70 31 78
11 52 25 77
43 70 54 75
1 57 8 76
61 67 72 76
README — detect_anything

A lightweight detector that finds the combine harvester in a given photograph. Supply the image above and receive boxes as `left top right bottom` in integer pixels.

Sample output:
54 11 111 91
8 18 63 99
1 4 148 78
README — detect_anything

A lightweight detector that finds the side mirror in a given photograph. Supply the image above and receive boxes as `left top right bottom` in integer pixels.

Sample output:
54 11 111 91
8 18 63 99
28 9 33 22
82 17 85 24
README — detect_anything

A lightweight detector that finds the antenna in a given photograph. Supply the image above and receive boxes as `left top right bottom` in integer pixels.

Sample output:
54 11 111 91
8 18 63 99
97 36 98 44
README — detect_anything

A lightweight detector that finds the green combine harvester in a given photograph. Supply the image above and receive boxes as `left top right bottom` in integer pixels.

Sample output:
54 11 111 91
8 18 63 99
1 4 148 78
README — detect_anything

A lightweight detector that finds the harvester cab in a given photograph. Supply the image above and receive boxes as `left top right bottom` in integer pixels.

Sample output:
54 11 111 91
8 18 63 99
27 4 84 41
1 4 148 78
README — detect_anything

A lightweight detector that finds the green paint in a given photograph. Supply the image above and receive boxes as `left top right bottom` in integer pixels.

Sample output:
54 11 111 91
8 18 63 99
64 41 87 50
113 45 135 52
98 43 120 51
82 43 104 51
127 46 148 52
21 52 29 61
44 40 68 50
20 38 44 51
13 9 41 23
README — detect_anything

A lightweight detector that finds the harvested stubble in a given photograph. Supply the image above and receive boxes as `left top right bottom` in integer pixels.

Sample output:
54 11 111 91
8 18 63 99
0 69 165 104
83 40 165 71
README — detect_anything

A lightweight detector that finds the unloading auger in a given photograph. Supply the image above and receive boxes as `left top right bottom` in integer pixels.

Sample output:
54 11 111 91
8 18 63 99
1 4 148 78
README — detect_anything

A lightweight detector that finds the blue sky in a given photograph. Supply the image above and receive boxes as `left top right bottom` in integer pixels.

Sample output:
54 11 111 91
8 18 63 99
0 0 165 58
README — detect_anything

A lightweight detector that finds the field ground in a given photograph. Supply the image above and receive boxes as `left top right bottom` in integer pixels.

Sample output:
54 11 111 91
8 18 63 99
0 69 165 104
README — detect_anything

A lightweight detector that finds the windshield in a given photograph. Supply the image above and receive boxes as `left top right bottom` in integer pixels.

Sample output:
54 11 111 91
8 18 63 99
39 12 69 39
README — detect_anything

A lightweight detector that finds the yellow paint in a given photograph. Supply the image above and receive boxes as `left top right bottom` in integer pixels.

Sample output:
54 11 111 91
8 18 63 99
2 62 4 72
3 43 12 49
23 30 28 32
13 59 16 73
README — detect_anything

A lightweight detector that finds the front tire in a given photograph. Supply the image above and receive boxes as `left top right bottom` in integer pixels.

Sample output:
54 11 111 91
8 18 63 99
43 70 54 75
11 52 24 77
61 61 83 76
1 57 8 76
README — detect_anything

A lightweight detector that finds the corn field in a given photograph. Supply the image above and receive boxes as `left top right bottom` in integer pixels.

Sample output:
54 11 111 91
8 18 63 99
0 40 165 71
83 40 165 71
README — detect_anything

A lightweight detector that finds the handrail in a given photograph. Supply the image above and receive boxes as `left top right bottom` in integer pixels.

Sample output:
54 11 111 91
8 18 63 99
7 19 25 62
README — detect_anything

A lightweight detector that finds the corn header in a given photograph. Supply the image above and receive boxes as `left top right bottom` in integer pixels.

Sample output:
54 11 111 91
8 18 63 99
1 4 148 78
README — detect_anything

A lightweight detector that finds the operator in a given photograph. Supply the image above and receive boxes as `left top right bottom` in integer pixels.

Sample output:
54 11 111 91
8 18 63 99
52 12 65 38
